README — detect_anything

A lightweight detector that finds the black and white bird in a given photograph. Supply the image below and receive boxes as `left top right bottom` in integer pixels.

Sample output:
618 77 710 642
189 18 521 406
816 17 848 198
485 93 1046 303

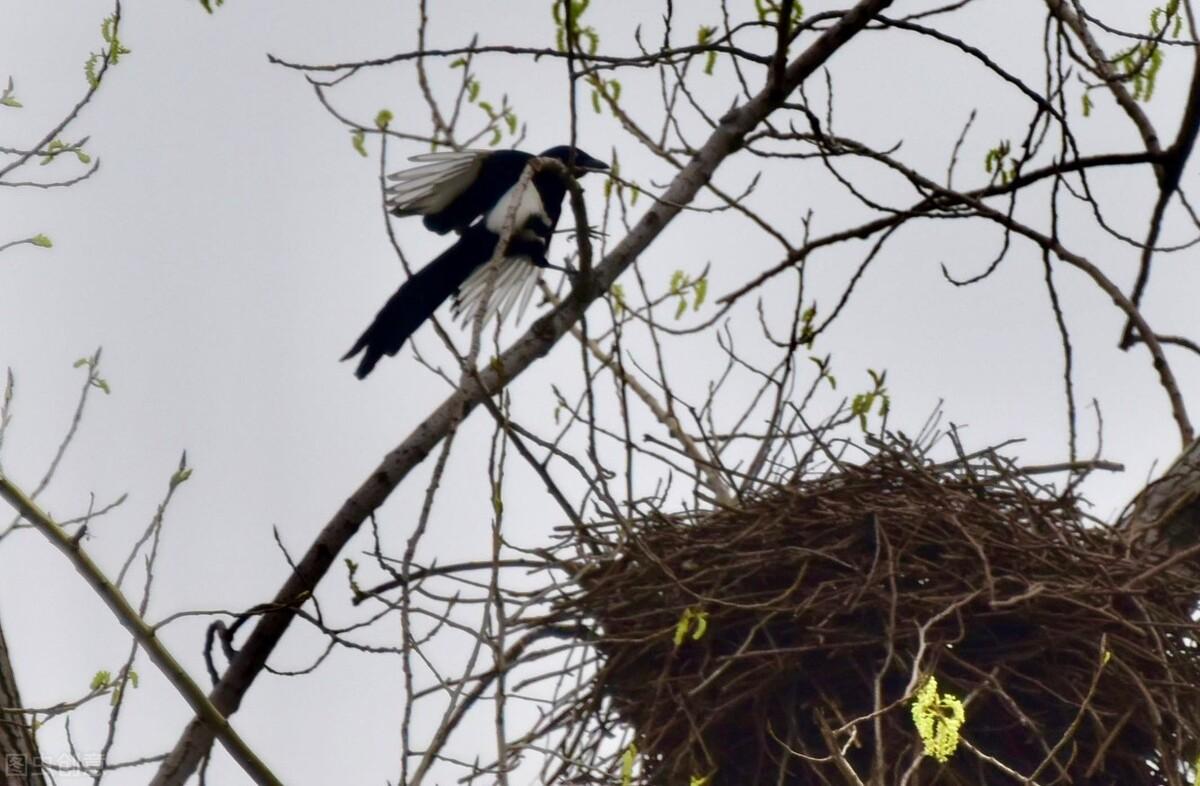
342 146 608 379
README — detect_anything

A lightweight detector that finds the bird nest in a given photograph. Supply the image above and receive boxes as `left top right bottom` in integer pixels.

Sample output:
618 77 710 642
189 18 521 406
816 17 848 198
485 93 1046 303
536 442 1200 785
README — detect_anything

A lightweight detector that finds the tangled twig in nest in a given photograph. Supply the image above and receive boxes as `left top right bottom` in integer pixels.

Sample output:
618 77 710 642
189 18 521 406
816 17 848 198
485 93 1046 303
530 440 1200 785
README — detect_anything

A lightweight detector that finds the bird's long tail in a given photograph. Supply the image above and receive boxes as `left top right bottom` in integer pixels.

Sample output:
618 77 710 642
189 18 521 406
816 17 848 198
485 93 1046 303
342 228 495 378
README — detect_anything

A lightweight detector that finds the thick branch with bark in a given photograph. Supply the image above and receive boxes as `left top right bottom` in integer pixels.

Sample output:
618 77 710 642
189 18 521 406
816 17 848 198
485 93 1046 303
0 609 45 786
1123 436 1200 550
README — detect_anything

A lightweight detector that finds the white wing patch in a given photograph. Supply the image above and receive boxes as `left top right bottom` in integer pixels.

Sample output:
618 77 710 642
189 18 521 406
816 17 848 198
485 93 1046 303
385 150 487 215
453 256 542 328
457 165 550 328
485 177 546 235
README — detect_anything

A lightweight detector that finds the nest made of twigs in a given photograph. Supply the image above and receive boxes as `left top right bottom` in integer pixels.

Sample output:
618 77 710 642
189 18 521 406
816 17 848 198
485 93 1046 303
542 442 1200 786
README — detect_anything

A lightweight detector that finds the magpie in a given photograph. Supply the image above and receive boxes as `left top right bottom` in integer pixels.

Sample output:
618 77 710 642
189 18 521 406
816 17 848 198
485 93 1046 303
384 145 607 236
342 146 608 379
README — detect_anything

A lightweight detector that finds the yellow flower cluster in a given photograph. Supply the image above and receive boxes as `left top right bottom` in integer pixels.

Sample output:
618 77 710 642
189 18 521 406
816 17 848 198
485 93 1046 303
911 676 965 763
672 608 709 648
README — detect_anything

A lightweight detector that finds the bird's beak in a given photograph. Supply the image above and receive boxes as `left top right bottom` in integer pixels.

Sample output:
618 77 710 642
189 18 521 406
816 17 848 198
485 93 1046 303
578 159 609 174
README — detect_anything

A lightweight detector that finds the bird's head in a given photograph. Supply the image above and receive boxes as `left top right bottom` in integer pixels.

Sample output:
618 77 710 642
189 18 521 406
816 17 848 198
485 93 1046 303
539 146 610 177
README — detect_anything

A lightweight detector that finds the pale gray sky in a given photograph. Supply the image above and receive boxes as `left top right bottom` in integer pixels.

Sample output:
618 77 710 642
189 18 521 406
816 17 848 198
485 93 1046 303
2 1 1198 783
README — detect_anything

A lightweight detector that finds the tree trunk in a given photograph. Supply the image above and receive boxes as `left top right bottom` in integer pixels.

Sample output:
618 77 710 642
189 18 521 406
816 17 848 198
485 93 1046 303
1123 437 1200 551
0 611 46 786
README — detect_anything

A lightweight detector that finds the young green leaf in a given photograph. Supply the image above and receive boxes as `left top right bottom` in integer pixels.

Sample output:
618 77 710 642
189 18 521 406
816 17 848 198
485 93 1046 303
85 54 101 89
100 14 131 65
983 140 1010 174
621 743 637 786
351 129 367 158
491 483 504 516
755 0 804 24
169 467 193 490
610 283 627 314
807 354 834 385
30 234 53 248
673 609 693 647
40 139 65 166
1 77 21 108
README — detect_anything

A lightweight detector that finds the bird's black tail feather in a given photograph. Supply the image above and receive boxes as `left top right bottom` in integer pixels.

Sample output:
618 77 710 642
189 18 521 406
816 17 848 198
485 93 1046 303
343 227 497 378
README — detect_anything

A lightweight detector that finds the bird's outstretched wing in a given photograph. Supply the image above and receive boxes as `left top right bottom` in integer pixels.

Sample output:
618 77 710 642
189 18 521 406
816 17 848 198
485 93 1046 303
386 149 536 235
385 150 488 222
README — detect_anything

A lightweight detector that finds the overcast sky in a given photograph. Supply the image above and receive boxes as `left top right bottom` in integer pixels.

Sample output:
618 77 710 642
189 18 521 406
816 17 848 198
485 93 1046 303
2 1 1198 784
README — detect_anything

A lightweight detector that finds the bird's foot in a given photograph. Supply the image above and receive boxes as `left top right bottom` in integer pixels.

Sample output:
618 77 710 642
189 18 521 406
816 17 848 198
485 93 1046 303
542 262 581 282
555 225 607 242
